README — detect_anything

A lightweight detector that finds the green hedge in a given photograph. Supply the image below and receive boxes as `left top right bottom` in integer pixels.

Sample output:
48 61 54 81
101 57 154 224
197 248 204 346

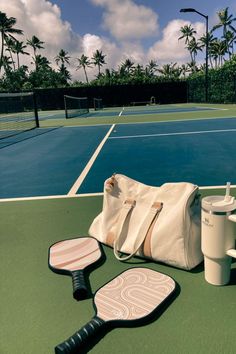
188 56 236 103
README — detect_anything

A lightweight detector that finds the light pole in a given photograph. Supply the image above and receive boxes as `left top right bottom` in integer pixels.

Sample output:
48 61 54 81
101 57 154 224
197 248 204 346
180 8 209 102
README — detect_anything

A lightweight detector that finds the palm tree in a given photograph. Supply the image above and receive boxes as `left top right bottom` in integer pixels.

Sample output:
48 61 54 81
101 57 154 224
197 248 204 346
223 30 235 58
26 35 44 69
132 64 145 80
2 55 13 74
157 62 182 79
179 24 196 44
32 54 50 71
93 67 116 85
103 68 116 84
59 64 71 82
118 64 126 79
212 7 236 36
55 49 70 66
5 37 16 70
187 61 199 74
146 60 158 76
11 40 29 68
120 58 135 75
187 38 202 62
180 64 190 78
210 39 228 67
0 11 23 72
76 54 91 83
158 63 175 78
157 63 172 78
199 32 217 68
212 7 236 58
54 49 71 84
179 24 198 63
92 49 106 76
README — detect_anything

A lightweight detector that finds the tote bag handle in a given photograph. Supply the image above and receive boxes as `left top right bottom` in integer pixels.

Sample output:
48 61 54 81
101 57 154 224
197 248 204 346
114 201 163 261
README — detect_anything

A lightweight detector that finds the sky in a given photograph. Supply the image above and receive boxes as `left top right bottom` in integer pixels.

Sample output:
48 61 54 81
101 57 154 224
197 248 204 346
1 0 236 81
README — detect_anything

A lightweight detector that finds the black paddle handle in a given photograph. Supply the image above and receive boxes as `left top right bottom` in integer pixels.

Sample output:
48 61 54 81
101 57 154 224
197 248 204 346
72 270 88 300
55 316 105 354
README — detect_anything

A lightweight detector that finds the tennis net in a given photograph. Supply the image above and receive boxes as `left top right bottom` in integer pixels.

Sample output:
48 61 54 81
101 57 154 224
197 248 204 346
64 95 89 118
94 98 103 110
0 92 39 139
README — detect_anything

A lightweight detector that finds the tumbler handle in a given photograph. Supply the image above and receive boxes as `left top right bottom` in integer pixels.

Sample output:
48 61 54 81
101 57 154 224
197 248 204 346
226 249 236 258
227 214 236 258
228 214 236 223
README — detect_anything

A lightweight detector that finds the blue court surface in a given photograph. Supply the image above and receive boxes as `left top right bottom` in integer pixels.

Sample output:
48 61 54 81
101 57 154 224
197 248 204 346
1 117 236 200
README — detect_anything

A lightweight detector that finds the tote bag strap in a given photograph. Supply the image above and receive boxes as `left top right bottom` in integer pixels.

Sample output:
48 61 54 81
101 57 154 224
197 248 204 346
114 202 163 261
112 198 136 241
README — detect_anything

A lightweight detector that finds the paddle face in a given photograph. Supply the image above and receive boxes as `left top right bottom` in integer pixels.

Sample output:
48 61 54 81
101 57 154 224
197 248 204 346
54 267 176 353
94 267 176 324
49 237 103 300
49 237 102 273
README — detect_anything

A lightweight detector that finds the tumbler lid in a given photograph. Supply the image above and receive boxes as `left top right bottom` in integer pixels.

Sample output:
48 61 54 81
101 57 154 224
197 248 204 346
202 195 236 213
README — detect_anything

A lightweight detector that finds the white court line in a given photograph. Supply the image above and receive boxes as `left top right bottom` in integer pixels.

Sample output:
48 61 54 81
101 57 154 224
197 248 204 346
68 124 116 195
77 192 103 197
0 194 77 202
80 187 236 193
198 106 229 111
118 107 124 116
0 192 103 202
109 128 236 140
199 185 236 190
2 186 236 202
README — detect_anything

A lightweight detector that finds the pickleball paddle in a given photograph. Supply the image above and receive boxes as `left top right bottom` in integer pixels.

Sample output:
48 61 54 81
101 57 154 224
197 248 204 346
55 267 176 353
48 237 104 300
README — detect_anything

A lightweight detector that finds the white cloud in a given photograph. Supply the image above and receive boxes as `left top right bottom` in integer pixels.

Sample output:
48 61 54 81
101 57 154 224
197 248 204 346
0 0 75 48
119 42 145 64
148 19 205 63
91 0 159 40
0 0 82 73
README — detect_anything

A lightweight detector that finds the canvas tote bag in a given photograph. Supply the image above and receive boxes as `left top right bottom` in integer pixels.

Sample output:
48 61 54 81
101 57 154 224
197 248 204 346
89 174 203 270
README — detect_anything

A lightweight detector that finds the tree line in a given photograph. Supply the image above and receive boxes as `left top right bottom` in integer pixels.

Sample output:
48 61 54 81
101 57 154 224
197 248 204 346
0 7 236 92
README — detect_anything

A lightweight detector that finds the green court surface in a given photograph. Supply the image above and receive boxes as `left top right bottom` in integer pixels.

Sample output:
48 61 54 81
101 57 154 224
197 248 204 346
39 103 236 128
1 189 236 354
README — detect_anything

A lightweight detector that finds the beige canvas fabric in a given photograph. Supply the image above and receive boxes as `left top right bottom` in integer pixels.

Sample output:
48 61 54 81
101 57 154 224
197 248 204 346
89 174 203 270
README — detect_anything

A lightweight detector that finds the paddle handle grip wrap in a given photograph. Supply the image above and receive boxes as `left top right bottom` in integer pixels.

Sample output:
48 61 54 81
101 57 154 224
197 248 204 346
55 316 105 354
72 270 88 300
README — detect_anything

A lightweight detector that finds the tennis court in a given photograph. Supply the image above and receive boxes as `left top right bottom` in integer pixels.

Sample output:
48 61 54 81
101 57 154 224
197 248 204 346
1 102 236 354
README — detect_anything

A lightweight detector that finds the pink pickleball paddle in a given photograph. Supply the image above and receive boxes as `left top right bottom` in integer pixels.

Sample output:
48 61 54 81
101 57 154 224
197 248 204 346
49 237 104 300
55 267 176 353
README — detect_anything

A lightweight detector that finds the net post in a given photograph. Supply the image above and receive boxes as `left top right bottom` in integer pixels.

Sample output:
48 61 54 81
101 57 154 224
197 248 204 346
33 92 39 127
64 95 68 119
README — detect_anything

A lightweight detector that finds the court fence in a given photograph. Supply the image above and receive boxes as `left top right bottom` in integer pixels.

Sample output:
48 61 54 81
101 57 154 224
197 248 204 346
187 75 236 103
34 82 187 111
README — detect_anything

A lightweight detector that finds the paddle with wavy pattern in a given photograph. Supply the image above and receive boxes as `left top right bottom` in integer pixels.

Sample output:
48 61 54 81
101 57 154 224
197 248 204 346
49 237 104 300
55 267 176 353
